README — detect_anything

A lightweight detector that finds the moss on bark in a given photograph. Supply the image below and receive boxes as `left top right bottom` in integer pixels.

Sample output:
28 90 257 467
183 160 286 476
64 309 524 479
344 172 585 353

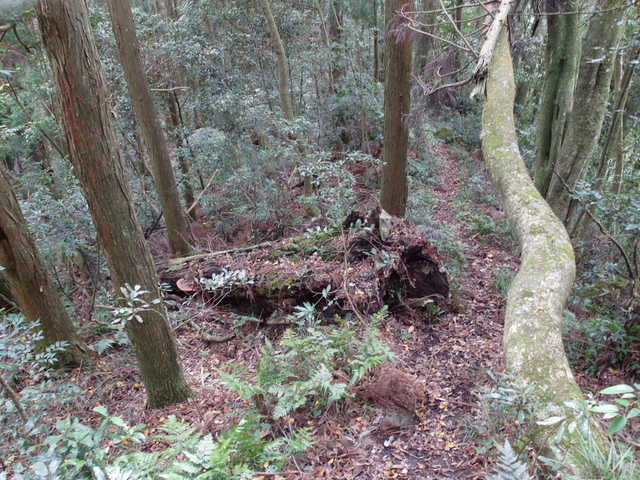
482 22 609 475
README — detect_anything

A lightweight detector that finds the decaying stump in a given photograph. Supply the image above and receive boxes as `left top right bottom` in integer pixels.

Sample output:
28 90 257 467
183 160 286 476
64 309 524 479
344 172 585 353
158 208 449 319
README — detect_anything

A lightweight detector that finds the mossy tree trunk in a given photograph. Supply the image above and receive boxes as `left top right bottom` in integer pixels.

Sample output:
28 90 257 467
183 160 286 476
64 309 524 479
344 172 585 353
107 0 192 257
0 165 88 367
533 0 581 198
35 0 193 408
482 20 607 474
544 0 627 225
380 0 412 217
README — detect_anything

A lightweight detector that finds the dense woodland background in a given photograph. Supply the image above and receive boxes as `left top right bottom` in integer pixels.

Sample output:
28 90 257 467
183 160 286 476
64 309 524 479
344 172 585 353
0 0 639 478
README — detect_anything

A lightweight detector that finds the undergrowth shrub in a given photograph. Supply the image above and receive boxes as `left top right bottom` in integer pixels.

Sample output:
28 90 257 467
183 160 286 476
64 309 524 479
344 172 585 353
474 372 640 479
491 268 516 301
0 315 80 462
156 414 312 480
221 319 394 420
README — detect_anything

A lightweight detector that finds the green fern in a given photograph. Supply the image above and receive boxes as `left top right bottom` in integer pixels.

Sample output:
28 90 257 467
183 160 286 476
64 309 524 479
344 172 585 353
223 324 393 420
486 440 532 480
158 413 302 480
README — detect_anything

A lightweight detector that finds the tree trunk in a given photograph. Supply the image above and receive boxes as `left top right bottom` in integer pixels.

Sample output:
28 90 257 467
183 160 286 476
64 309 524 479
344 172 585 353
107 0 191 257
35 0 193 408
373 0 380 82
533 0 581 198
166 91 196 219
380 0 412 217
328 0 344 86
595 44 639 188
482 21 607 473
545 0 627 224
162 0 177 18
159 1 196 219
259 0 295 122
570 44 639 236
413 0 437 77
0 165 88 367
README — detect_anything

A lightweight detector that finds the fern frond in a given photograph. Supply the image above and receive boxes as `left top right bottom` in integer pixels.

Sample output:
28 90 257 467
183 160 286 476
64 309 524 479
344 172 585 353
486 439 532 480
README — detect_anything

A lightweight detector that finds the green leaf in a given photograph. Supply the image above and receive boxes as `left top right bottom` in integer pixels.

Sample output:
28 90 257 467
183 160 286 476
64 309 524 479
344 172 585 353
590 404 619 414
614 398 630 407
607 415 627 434
626 408 640 419
30 462 48 476
110 416 126 427
600 384 634 395
93 405 108 416
537 416 565 426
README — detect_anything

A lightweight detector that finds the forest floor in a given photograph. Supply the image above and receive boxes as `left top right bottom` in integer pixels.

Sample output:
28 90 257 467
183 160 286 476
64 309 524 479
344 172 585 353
14 142 631 479
71 143 523 479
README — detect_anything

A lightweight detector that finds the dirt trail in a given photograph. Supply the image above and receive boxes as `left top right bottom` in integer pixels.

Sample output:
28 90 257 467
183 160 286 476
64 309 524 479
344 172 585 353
342 145 519 479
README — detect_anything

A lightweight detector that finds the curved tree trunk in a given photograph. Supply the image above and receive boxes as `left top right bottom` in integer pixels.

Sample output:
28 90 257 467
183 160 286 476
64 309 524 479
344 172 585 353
0 165 88 367
482 21 606 473
107 0 192 257
35 0 193 408
380 0 412 217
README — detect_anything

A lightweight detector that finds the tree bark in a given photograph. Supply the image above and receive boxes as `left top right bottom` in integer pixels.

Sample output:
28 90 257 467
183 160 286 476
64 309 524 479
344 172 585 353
0 165 88 367
259 0 295 122
166 91 196 219
413 0 437 77
380 0 412 217
373 0 380 82
482 21 607 473
35 0 193 408
533 0 581 198
595 44 639 189
107 0 192 257
545 0 627 224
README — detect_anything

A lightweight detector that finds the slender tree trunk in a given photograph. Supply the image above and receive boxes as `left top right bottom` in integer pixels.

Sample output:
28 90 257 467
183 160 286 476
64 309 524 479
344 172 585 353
533 0 581 198
595 44 639 188
0 165 88 367
373 0 380 82
107 0 191 256
380 0 412 217
35 0 193 408
482 22 607 474
158 1 196 219
259 0 295 122
166 92 196 219
545 0 627 224
328 0 344 87
413 0 437 77
162 0 177 18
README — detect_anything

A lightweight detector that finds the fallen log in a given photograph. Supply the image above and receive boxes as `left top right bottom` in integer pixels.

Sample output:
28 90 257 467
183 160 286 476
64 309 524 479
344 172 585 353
158 208 450 320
